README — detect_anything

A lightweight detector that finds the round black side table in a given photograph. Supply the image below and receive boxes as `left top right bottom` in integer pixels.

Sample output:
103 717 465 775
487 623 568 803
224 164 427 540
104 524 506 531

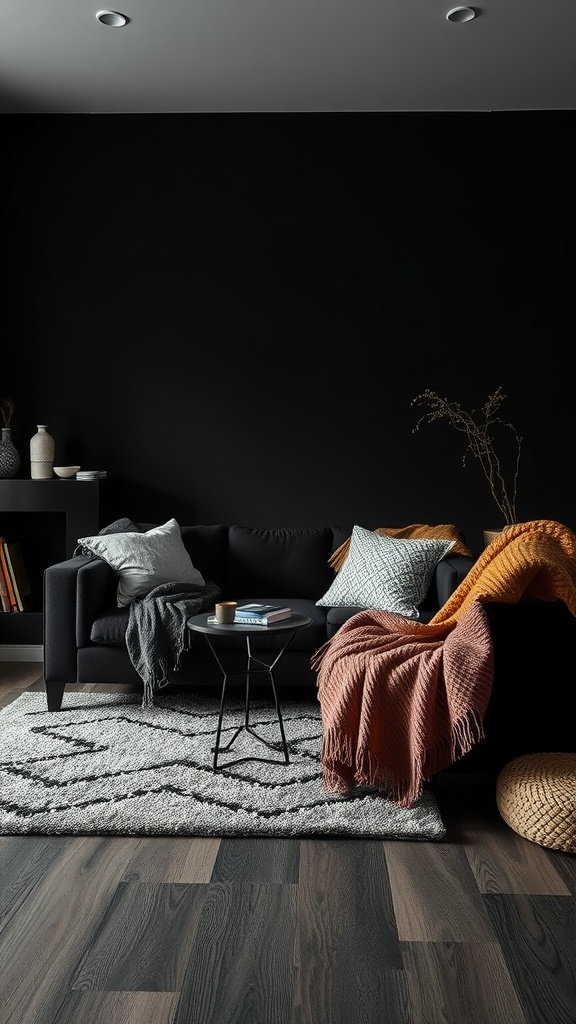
186 612 313 769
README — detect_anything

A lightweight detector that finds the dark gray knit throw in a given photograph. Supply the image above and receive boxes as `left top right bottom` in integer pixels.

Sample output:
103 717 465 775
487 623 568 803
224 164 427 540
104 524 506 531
126 580 221 708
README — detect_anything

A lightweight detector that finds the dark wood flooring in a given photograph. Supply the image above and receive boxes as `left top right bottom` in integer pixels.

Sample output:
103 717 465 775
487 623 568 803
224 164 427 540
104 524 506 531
1 663 574 1024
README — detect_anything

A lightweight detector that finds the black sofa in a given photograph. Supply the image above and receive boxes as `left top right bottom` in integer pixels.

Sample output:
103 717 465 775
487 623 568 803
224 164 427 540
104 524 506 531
43 522 575 776
43 522 469 703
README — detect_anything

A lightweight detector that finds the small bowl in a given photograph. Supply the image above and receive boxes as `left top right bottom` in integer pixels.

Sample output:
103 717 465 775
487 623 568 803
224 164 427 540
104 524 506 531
53 466 81 479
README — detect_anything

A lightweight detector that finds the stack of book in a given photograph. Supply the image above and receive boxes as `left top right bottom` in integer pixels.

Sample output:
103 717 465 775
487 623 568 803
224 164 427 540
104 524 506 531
233 603 292 625
0 538 33 613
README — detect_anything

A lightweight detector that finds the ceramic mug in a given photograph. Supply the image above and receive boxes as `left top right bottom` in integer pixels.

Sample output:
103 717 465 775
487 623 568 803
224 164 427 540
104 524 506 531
214 601 237 624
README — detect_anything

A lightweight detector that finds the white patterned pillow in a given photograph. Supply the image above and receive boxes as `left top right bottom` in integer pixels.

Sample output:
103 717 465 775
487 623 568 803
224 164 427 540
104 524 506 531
316 524 455 619
77 518 205 607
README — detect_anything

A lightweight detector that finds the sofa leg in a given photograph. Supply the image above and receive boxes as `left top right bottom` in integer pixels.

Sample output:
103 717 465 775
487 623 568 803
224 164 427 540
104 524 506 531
45 682 65 712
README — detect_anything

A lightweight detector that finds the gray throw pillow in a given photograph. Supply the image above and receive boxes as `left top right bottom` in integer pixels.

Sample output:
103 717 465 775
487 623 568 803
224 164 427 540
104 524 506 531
74 517 140 557
76 518 205 607
316 524 455 619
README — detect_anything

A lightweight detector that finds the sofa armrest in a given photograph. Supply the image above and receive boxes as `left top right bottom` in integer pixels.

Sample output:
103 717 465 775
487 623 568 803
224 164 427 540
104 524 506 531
76 557 118 645
432 554 475 609
43 556 117 685
43 555 96 686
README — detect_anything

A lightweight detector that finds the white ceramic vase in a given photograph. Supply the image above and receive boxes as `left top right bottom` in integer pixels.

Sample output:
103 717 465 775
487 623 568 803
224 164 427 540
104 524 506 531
30 424 55 479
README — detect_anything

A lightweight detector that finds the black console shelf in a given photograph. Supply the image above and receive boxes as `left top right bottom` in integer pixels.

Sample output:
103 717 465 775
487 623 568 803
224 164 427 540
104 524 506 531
0 479 105 646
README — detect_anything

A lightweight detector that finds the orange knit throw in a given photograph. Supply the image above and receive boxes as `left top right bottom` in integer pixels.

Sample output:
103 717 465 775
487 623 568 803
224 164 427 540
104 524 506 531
312 520 576 808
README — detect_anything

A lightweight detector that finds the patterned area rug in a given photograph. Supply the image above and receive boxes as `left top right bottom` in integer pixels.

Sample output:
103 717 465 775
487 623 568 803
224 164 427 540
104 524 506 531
0 692 446 839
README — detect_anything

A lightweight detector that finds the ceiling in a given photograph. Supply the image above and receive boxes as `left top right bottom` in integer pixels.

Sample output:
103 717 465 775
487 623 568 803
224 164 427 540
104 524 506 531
2 0 576 115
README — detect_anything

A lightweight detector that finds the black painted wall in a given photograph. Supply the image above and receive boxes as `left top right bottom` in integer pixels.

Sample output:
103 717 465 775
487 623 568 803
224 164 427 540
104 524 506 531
2 111 575 557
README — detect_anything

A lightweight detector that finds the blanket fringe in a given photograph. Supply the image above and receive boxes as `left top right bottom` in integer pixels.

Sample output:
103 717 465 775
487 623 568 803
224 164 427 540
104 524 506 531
322 707 486 808
141 681 155 709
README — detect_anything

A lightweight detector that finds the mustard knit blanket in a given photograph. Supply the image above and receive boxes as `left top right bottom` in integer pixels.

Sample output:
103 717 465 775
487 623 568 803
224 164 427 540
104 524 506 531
430 519 576 626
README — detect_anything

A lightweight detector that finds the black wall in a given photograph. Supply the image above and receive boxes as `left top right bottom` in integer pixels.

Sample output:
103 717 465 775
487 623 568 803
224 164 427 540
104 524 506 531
3 111 575 556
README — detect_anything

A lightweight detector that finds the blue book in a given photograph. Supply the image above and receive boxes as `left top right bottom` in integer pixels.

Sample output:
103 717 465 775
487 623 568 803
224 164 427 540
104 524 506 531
235 603 291 620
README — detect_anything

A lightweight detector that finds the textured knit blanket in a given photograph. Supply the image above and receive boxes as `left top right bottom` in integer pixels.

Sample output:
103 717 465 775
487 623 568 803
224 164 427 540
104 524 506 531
126 580 221 708
312 519 576 807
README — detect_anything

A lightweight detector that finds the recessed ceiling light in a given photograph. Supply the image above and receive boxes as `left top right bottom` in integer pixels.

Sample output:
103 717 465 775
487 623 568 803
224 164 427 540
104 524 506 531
96 10 129 27
446 6 476 21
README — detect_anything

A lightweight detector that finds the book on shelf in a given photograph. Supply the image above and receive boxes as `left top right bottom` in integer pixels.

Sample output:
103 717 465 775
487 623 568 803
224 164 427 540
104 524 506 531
0 547 11 612
4 541 33 612
0 538 19 612
234 603 292 624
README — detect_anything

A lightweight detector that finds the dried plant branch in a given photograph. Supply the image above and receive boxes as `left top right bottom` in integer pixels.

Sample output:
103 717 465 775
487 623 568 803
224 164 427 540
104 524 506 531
411 387 522 526
0 398 15 428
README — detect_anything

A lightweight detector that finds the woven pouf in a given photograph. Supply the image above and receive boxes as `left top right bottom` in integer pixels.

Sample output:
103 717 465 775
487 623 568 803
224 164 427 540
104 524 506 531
496 753 576 853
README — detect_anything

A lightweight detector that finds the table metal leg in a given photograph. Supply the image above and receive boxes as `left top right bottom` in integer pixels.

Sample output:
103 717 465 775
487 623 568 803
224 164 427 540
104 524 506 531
205 632 294 770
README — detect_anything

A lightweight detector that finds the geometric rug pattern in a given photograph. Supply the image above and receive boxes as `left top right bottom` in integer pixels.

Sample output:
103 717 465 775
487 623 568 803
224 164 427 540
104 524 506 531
0 692 446 840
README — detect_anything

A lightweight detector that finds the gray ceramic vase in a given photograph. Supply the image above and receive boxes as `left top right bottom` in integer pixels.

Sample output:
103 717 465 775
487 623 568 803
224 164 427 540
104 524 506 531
0 427 20 478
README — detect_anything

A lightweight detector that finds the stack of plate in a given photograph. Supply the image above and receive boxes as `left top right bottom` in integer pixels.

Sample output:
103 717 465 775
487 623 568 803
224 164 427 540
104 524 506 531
76 470 107 480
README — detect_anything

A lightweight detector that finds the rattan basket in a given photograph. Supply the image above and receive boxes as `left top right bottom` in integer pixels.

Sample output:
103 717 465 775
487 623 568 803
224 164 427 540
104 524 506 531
496 752 576 853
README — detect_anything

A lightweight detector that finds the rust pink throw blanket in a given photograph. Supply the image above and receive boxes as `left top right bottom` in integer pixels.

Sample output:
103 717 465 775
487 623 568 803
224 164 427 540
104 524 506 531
312 520 576 807
311 600 493 808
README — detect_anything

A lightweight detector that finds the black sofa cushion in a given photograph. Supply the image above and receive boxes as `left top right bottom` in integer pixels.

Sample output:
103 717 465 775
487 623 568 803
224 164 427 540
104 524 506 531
225 526 334 600
91 607 130 646
90 597 326 651
325 604 437 638
138 522 228 589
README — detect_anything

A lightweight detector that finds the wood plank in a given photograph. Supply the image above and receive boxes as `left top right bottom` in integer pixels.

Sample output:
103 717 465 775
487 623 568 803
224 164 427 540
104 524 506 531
385 842 495 941
212 837 300 883
547 850 576 895
0 663 43 688
120 837 220 883
401 942 528 1024
174 883 297 1024
463 816 572 896
0 665 44 707
0 835 69 933
293 840 406 1024
26 675 51 692
484 894 576 1024
297 839 402 966
1 836 142 1024
438 773 572 894
293 967 409 1024
0 686 32 710
51 991 179 1024
71 881 208 992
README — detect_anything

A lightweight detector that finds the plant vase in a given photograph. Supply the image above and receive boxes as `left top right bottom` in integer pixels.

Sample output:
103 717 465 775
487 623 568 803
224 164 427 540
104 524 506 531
483 525 515 549
0 427 20 478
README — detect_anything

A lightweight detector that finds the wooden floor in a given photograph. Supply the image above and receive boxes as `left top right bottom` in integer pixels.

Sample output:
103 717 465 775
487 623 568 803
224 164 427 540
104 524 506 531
1 663 574 1024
